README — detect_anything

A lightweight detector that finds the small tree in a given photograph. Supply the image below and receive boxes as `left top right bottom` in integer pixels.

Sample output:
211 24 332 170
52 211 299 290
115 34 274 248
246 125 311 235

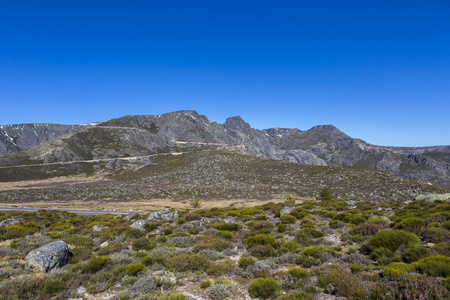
318 187 333 201
190 198 202 209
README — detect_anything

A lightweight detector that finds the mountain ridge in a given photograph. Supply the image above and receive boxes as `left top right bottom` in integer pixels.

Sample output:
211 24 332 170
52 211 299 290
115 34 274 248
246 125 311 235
0 110 449 188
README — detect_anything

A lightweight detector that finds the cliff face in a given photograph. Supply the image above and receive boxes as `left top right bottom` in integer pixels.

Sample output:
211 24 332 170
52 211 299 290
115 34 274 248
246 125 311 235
0 123 97 156
0 110 449 188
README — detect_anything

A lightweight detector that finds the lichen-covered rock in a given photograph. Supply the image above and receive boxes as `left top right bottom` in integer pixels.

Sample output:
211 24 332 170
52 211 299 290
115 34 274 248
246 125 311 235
280 206 295 217
0 218 21 227
92 225 109 231
26 241 70 272
146 209 180 221
130 219 147 231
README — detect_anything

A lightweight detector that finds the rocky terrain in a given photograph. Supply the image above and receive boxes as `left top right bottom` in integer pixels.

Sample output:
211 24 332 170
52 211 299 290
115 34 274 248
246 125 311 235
0 123 97 156
0 110 449 189
0 196 449 299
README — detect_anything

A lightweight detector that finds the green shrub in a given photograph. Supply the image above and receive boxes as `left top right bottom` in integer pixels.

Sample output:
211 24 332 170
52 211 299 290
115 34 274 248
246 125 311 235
329 220 345 229
368 218 388 225
43 278 65 295
421 227 450 243
302 246 330 259
303 228 325 238
165 254 210 272
349 263 362 274
248 277 281 299
127 263 145 276
206 262 235 276
212 223 240 231
295 255 321 268
250 245 276 258
280 214 297 224
86 272 114 293
384 262 415 279
143 222 159 232
246 234 276 248
404 245 428 263
365 230 420 263
397 217 425 231
132 237 156 251
164 227 173 235
348 215 366 226
288 267 310 281
277 223 288 232
200 279 212 288
317 265 367 299
238 256 256 269
216 230 232 240
414 256 450 277
82 256 113 273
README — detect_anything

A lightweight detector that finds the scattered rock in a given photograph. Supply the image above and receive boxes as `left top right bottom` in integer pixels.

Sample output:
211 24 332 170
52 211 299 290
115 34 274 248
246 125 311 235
268 218 281 226
100 241 109 248
147 209 180 221
223 218 236 224
130 220 147 231
92 225 109 231
0 218 22 227
25 241 70 272
280 206 295 217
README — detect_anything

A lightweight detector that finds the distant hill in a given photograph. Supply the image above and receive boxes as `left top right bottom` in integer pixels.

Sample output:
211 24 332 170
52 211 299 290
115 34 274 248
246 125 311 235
0 110 449 189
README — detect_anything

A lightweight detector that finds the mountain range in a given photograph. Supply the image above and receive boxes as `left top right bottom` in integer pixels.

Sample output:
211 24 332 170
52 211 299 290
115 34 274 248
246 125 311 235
0 110 449 189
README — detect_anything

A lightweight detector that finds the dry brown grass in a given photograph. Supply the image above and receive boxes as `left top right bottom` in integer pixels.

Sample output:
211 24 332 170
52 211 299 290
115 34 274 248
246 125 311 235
1 194 310 211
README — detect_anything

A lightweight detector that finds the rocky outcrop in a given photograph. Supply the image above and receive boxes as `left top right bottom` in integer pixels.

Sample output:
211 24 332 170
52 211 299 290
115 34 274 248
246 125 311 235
0 218 21 227
25 241 70 272
147 209 180 221
0 123 96 156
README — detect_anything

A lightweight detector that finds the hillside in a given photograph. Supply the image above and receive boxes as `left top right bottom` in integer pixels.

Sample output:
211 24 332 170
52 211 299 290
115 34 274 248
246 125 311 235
0 110 449 189
0 149 448 204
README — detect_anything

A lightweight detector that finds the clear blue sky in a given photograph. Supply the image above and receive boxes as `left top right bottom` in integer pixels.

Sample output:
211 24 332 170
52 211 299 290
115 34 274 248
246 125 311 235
1 0 449 146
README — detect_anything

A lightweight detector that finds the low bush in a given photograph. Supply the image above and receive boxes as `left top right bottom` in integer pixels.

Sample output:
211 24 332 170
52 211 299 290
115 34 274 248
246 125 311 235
238 256 256 269
216 230 232 240
212 223 240 231
414 255 450 277
200 279 211 288
132 237 156 251
209 283 231 300
280 215 297 224
246 234 276 248
250 245 276 258
383 262 416 279
165 254 210 272
393 274 448 300
81 256 113 273
127 263 145 276
296 255 321 268
248 277 280 299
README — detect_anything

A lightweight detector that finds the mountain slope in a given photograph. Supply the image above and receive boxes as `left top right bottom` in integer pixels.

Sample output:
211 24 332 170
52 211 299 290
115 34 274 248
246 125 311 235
0 110 448 188
0 123 97 156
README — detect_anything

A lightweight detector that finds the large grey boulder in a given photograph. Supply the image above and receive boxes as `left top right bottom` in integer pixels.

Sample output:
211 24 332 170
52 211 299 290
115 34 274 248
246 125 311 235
0 218 21 227
26 241 70 272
